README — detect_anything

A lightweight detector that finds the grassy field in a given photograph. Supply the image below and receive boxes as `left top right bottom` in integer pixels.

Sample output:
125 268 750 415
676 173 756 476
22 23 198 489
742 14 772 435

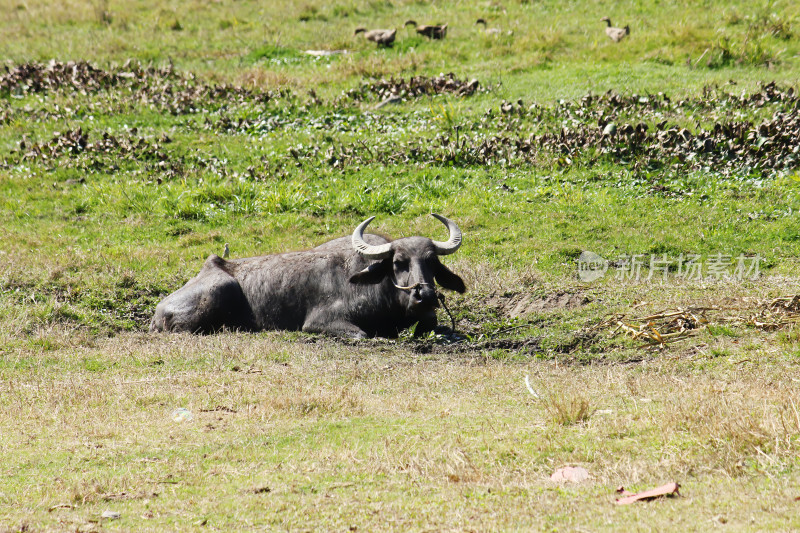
2 0 800 530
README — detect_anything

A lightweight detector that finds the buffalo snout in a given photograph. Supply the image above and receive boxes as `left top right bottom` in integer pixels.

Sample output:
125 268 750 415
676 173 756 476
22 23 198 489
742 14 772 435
411 284 439 309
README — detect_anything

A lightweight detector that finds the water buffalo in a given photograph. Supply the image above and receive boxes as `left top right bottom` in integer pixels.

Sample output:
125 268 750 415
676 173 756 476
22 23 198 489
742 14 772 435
149 214 466 338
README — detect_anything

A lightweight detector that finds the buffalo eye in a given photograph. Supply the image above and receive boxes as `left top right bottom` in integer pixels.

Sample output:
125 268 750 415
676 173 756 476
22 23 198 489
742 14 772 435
393 258 409 271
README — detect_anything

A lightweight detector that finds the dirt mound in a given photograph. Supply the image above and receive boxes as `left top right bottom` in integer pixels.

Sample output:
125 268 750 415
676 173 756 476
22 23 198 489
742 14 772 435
489 291 589 319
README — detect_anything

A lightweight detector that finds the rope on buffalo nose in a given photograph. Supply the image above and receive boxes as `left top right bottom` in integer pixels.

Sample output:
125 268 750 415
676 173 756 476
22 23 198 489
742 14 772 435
437 292 457 331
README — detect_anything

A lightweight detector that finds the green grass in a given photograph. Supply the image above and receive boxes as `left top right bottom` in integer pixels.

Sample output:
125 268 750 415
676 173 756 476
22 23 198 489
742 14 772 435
3 0 800 530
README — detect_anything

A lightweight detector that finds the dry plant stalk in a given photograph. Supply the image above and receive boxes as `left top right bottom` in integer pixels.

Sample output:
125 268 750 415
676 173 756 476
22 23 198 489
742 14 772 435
610 307 710 347
601 295 800 347
743 295 800 330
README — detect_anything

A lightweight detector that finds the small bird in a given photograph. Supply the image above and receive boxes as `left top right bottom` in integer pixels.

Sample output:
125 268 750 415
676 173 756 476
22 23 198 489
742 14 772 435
354 27 397 47
404 20 447 39
475 18 500 35
223 243 230 259
601 17 630 42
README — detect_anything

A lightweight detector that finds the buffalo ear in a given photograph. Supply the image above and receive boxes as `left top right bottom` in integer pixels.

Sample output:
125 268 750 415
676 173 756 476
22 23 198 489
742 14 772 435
435 263 466 293
350 259 390 284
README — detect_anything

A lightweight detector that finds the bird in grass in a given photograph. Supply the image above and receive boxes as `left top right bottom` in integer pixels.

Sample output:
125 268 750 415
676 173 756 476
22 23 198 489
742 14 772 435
601 17 630 42
475 18 500 35
404 20 448 40
354 27 397 47
223 243 230 259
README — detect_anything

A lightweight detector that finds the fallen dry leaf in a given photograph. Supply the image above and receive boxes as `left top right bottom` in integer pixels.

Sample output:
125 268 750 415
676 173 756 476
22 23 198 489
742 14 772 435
550 466 590 483
615 482 680 505
48 503 74 512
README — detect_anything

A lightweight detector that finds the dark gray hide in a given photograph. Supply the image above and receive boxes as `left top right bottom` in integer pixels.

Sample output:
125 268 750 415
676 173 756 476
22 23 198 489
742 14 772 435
150 227 465 338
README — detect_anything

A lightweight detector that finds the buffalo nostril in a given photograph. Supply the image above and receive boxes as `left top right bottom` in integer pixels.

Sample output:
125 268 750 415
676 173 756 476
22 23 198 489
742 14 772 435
417 288 438 306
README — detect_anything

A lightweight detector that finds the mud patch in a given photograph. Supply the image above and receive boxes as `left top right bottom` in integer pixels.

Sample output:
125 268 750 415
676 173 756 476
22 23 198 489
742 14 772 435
489 291 589 319
299 331 542 357
411 337 541 355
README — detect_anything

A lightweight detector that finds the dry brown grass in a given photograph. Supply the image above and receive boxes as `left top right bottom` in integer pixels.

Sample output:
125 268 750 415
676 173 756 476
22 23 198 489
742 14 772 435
235 68 305 91
542 390 595 426
2 313 800 530
337 52 419 81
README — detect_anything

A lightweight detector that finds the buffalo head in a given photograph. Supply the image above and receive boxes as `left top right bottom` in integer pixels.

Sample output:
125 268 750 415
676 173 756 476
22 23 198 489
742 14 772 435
349 213 466 331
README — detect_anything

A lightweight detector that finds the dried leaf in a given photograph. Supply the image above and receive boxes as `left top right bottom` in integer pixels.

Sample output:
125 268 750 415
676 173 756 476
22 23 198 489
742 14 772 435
615 482 680 505
48 503 74 512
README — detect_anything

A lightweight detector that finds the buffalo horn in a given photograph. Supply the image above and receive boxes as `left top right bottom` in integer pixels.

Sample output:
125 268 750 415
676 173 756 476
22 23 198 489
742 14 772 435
352 216 392 259
431 213 462 255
